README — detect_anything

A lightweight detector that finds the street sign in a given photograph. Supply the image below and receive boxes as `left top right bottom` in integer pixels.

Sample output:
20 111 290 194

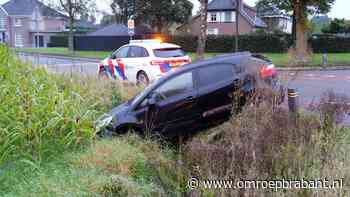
128 19 135 37
128 19 135 29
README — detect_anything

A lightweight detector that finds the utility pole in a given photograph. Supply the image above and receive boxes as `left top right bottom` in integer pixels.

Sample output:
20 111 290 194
235 0 239 52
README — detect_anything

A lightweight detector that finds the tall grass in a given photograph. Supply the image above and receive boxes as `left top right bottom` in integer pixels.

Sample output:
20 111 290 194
184 98 349 197
0 45 131 164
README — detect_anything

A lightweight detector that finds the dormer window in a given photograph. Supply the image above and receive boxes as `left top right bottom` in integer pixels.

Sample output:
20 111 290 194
14 18 22 27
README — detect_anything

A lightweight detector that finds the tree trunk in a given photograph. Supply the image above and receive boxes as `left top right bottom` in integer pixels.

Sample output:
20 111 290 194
196 0 208 60
293 0 309 63
68 16 74 52
291 10 296 47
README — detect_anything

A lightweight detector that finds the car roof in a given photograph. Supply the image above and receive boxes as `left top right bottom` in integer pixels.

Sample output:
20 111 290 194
127 42 181 50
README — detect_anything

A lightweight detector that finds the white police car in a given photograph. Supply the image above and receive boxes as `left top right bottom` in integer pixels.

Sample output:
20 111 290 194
98 39 191 85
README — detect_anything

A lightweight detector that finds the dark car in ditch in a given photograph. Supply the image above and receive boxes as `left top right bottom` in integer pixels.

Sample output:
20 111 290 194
96 52 284 138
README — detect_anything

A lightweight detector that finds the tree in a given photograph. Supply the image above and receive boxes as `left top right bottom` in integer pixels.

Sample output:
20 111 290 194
196 0 208 60
322 18 349 34
57 0 95 51
111 0 136 24
110 0 193 33
256 0 335 64
100 13 116 26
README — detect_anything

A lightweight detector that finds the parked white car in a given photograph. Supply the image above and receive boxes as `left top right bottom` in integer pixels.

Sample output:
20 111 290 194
98 39 191 85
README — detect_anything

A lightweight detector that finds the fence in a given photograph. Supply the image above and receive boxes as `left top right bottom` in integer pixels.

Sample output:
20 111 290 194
73 35 144 51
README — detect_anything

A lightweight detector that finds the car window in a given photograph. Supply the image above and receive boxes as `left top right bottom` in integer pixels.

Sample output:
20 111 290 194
198 64 234 87
114 46 129 58
155 72 193 100
153 48 186 58
128 46 149 58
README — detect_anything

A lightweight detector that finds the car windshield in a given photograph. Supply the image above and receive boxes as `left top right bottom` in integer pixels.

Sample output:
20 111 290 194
130 80 158 106
153 48 186 58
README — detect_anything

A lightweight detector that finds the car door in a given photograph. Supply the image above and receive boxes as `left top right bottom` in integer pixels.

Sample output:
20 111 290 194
125 46 150 83
134 70 201 137
110 46 130 80
196 64 239 122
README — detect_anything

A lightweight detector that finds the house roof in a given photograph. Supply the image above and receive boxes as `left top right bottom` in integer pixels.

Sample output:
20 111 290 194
208 0 236 11
88 23 153 36
2 0 66 17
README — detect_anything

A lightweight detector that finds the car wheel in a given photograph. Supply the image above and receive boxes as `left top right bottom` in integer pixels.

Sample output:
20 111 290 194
137 71 149 87
98 71 109 80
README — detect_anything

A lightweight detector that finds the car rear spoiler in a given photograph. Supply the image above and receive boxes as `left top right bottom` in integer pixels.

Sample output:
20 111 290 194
252 53 272 63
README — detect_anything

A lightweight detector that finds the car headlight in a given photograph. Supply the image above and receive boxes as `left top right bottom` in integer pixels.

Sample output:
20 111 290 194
95 114 114 132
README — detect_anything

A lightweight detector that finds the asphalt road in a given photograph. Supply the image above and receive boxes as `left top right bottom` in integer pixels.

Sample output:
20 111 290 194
279 70 350 125
17 53 350 125
17 53 99 76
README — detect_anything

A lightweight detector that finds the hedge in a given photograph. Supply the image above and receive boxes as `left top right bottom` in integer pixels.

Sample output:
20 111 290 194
47 34 350 53
48 36 68 48
310 35 350 53
165 34 293 53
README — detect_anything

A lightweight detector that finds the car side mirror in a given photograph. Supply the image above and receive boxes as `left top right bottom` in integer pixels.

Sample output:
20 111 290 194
110 54 116 59
147 92 158 106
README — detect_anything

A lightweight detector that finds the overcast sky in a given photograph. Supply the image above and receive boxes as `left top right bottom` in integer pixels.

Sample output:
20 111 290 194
0 0 349 20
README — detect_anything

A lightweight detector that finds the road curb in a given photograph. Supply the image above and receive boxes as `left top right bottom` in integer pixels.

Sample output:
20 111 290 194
16 52 100 63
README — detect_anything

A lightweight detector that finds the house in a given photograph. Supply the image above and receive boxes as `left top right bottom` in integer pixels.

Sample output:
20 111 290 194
88 23 153 36
257 7 292 33
0 0 67 48
176 0 267 35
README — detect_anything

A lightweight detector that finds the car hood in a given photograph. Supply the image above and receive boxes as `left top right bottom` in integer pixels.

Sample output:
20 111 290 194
109 102 130 117
100 57 110 65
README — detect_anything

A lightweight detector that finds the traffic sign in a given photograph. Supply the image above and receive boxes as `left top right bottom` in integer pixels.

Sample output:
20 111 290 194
128 19 135 29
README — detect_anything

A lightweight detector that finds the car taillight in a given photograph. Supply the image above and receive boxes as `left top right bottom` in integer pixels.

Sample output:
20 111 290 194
260 64 277 79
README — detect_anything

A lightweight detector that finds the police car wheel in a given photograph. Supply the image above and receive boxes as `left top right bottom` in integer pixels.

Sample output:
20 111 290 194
98 71 109 80
137 71 149 86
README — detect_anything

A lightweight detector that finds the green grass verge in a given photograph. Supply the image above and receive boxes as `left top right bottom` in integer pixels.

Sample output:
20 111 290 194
0 135 185 196
15 47 350 67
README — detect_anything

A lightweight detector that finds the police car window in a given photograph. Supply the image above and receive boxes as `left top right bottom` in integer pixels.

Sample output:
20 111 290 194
198 64 234 87
115 47 129 58
153 48 185 58
129 46 149 58
154 72 193 99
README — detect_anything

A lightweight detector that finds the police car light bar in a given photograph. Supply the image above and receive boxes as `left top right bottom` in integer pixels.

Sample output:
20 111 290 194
130 39 162 44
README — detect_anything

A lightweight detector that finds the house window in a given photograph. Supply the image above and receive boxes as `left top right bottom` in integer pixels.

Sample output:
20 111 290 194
207 28 218 35
0 17 6 29
224 12 232 22
15 33 24 47
209 12 217 22
14 18 22 27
